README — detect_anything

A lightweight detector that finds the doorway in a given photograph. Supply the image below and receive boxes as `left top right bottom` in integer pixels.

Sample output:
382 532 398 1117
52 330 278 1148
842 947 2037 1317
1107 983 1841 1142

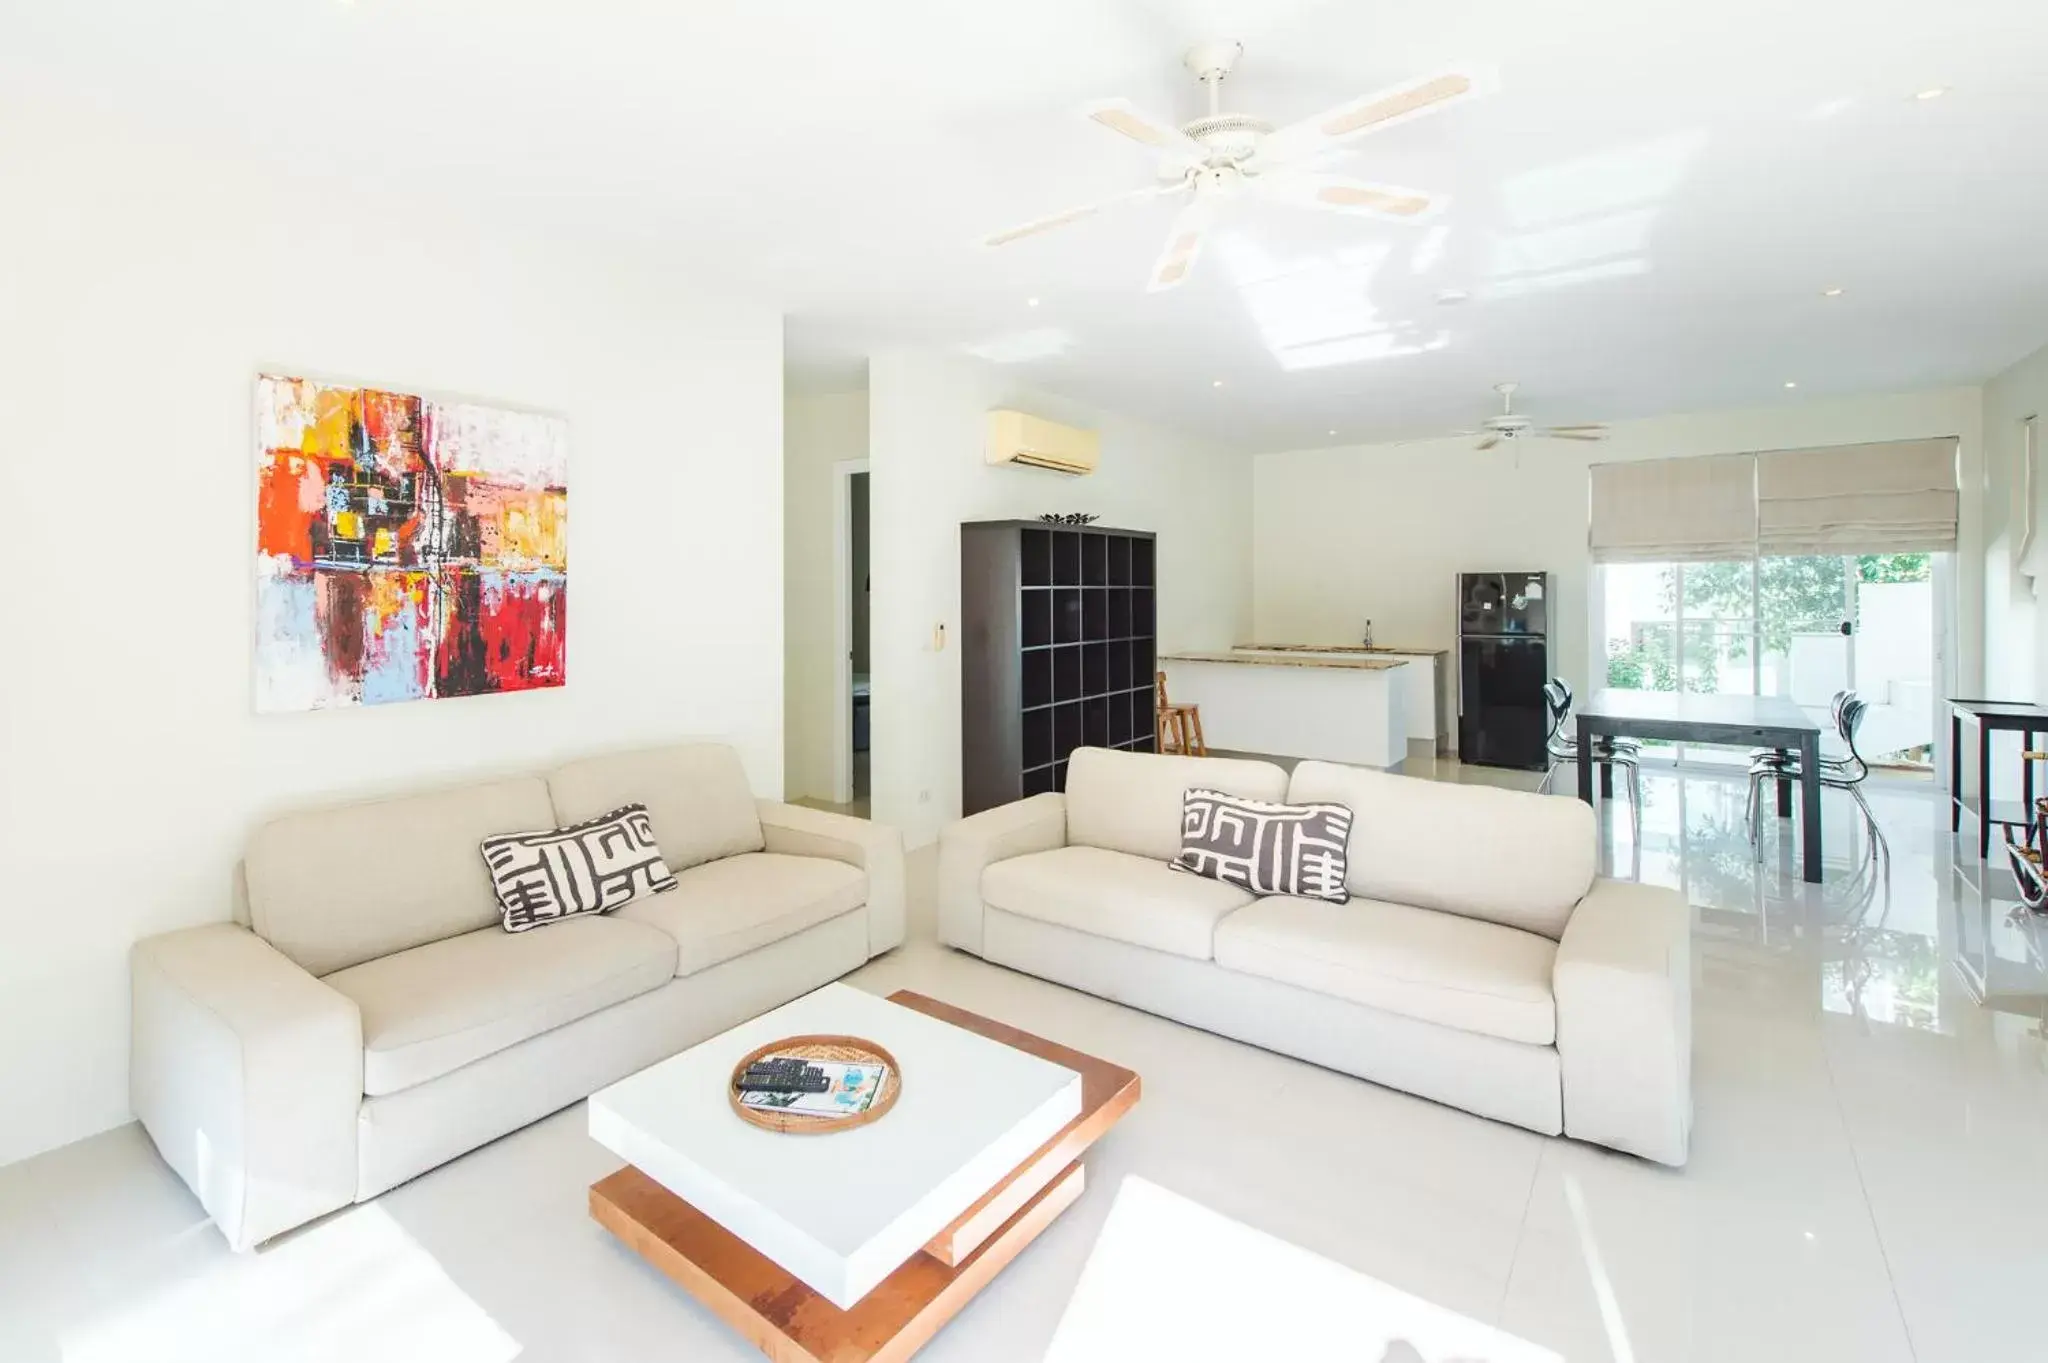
832 462 871 812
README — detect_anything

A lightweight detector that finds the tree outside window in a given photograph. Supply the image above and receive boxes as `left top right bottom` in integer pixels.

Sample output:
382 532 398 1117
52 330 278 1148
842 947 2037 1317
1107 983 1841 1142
1603 555 1929 691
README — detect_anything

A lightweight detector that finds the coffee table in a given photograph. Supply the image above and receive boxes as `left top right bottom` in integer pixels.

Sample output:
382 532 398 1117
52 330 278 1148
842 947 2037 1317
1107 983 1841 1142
587 984 1141 1363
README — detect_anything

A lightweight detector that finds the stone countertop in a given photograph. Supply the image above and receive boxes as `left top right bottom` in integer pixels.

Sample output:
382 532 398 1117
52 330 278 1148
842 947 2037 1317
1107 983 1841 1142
1238 643 1450 657
1160 650 1411 672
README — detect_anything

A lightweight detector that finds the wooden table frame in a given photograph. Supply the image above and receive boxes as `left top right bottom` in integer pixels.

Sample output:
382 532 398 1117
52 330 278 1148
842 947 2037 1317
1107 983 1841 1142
1576 689 1824 883
1948 699 2048 860
589 989 1140 1363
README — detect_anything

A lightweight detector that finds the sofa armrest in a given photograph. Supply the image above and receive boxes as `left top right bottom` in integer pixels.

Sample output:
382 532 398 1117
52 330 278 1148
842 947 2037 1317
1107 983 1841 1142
937 794 1068 956
1554 878 1692 1166
758 802 908 955
130 924 363 1250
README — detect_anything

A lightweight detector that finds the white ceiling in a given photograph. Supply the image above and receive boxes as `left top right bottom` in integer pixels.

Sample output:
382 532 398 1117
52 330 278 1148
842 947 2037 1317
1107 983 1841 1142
9 0 2048 449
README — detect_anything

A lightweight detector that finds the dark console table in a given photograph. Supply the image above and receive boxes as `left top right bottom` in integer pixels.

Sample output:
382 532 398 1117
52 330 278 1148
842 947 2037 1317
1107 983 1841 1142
1949 699 2048 859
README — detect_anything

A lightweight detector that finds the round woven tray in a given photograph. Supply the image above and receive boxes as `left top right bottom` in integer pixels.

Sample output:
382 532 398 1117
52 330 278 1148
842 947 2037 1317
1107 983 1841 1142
727 1034 902 1135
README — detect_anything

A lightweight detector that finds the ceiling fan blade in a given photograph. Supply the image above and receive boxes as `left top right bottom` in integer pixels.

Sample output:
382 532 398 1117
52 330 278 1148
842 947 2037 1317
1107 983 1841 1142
1543 423 1609 432
1260 69 1484 167
1541 429 1608 441
982 184 1170 248
1085 98 1208 160
1146 198 1214 292
1476 436 1501 451
1264 172 1438 220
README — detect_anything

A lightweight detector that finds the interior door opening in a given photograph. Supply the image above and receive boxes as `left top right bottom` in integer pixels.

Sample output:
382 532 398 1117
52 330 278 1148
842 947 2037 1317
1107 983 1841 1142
847 470 870 811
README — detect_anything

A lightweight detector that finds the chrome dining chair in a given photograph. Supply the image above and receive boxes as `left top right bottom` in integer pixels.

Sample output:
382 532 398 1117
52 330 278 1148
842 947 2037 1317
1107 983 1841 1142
1750 689 1855 770
1747 695 1889 868
1538 679 1642 827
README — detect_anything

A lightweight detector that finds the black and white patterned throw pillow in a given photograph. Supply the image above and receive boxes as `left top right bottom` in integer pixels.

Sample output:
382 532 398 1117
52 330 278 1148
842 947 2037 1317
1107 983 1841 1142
1172 789 1354 904
482 804 678 932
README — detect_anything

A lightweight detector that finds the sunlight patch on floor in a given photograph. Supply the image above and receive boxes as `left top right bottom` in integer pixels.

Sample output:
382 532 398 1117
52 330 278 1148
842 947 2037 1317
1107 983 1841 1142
61 1204 517 1363
1044 1175 1560 1363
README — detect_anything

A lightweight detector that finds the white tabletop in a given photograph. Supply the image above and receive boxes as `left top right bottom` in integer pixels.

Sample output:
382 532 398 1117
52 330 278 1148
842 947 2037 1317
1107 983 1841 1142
588 983 1082 1309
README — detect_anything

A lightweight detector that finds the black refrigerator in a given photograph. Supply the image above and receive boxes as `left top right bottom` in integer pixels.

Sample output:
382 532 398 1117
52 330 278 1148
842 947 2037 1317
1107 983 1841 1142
1457 572 1550 771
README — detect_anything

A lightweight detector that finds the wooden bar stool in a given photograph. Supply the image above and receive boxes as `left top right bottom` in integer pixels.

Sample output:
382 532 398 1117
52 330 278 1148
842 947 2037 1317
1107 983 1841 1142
1155 670 1207 757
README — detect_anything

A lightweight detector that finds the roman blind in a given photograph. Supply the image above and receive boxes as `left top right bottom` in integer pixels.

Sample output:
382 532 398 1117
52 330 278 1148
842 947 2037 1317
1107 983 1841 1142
1588 453 1758 562
1756 439 1959 554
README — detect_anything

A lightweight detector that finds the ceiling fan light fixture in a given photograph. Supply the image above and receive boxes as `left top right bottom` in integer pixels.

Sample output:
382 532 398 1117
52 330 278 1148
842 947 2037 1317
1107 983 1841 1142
982 46 1485 291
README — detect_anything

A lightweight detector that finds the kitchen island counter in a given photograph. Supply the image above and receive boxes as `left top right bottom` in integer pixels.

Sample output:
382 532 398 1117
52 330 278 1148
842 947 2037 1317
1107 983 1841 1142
1163 645 1449 754
1158 650 1409 671
1159 648 1410 769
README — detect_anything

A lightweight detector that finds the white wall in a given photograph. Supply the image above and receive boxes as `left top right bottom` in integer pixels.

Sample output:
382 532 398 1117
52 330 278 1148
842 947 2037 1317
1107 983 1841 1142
867 351 1252 846
1253 388 1986 717
783 388 870 802
0 105 786 1167
1981 338 2048 701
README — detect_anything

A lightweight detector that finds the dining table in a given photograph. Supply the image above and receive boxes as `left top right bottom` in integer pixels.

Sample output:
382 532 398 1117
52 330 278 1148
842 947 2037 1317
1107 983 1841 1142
1575 688 1826 883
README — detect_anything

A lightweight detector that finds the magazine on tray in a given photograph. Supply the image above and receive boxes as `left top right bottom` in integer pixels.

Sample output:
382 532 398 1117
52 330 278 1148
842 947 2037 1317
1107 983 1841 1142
738 1057 890 1118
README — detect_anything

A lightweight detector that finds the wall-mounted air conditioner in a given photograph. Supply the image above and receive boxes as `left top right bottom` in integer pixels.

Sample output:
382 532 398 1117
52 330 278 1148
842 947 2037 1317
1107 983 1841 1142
985 409 1099 476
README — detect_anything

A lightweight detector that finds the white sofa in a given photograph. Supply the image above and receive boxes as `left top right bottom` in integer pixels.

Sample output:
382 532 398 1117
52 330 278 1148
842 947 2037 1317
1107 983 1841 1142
131 742 905 1250
940 747 1691 1165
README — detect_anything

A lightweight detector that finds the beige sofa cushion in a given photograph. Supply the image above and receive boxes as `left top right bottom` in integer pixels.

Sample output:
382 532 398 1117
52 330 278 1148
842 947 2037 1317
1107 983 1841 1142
547 743 764 873
1214 895 1558 1045
324 916 676 1096
618 852 866 977
1065 747 1289 862
1284 761 1595 941
246 776 557 976
982 845 1253 961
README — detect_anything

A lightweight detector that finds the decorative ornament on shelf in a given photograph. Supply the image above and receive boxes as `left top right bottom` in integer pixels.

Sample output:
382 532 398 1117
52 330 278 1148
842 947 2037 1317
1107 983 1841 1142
1038 513 1100 526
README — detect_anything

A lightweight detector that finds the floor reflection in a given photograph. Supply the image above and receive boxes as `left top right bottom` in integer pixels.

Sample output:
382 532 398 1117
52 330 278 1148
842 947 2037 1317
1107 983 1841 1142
1416 746 2048 1039
1609 765 2047 1038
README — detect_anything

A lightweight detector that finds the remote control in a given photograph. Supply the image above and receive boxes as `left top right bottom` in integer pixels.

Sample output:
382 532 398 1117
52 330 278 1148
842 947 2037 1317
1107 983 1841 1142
735 1072 832 1095
744 1057 807 1079
737 1075 803 1093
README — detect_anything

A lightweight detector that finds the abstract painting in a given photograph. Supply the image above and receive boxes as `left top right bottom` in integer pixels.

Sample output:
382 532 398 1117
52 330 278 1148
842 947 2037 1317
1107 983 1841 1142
255 375 568 712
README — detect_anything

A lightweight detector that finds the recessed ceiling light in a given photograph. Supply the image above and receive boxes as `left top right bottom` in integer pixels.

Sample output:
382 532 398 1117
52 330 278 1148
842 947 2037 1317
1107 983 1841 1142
1914 86 1948 101
1026 296 1040 308
1822 286 1844 297
1435 288 1471 305
1784 381 1799 389
1327 429 1339 437
1212 379 1225 389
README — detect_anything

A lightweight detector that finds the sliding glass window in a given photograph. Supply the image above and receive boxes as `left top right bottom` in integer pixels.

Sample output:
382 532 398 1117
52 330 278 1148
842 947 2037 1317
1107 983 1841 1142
1597 554 1940 769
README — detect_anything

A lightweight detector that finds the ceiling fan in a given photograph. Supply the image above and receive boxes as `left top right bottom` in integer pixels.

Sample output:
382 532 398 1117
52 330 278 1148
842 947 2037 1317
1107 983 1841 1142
983 41 1484 292
1458 383 1608 450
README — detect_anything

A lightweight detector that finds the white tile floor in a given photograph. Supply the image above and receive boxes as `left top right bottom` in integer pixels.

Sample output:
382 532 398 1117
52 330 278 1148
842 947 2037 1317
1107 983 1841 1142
2 761 2045 1362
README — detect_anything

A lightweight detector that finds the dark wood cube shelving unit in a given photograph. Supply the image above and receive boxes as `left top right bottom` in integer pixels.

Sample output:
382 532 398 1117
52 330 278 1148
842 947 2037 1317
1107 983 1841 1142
961 520 1158 815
